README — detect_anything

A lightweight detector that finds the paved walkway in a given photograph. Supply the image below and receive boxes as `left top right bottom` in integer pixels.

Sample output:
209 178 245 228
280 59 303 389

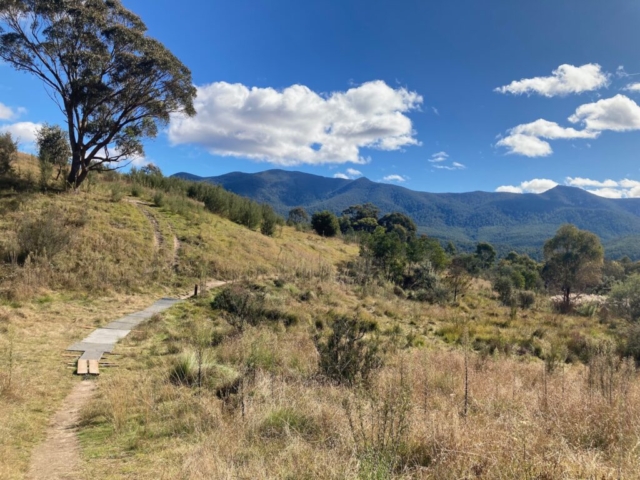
66 298 181 362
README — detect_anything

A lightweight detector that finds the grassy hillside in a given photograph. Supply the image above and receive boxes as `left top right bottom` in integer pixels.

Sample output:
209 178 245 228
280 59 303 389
0 157 357 479
2 159 640 479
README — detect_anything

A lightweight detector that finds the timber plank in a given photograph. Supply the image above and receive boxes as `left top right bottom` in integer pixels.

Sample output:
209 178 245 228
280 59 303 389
88 360 100 375
77 360 88 375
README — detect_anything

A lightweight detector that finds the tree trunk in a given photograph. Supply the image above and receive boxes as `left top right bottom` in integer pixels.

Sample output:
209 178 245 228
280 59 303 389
66 151 88 189
563 286 571 312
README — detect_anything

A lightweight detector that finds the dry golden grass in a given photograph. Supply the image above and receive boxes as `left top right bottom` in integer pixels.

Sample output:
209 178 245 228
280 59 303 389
0 293 159 479
0 157 637 479
75 277 640 479
0 157 357 478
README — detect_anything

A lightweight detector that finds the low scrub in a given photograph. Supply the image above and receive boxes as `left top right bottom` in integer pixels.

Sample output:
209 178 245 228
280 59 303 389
315 315 383 386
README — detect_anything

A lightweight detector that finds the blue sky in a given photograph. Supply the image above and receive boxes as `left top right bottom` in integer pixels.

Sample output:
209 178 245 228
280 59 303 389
2 0 640 197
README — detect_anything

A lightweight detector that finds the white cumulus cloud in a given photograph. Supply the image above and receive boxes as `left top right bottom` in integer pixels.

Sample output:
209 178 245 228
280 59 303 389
169 80 423 166
496 133 553 157
0 103 13 121
496 178 558 194
495 63 609 97
569 94 640 132
497 120 599 157
624 83 640 92
0 103 26 121
587 187 625 198
620 179 640 188
496 185 523 194
0 121 41 145
510 119 599 140
334 168 363 180
566 177 618 188
382 174 407 182
498 176 640 198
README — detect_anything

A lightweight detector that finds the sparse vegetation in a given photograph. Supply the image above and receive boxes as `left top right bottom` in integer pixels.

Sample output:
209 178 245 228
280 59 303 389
2 155 640 479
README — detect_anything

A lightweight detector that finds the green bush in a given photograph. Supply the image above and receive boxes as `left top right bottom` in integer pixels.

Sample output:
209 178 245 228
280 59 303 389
517 291 536 310
493 275 514 306
609 274 640 322
315 315 382 386
311 210 340 237
0 132 17 176
110 184 125 202
153 191 165 207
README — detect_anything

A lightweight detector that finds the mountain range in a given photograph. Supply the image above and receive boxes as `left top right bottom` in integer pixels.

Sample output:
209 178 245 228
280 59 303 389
173 170 640 259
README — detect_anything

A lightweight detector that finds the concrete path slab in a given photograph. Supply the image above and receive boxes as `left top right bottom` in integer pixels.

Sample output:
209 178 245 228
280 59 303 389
66 298 181 368
82 328 130 344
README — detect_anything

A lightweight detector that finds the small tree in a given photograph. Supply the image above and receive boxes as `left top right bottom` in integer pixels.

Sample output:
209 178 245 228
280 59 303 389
609 275 640 322
0 0 196 188
36 124 71 189
287 207 309 226
475 242 496 270
261 205 278 237
543 224 604 311
378 212 417 238
0 131 17 175
311 210 340 237
445 241 457 257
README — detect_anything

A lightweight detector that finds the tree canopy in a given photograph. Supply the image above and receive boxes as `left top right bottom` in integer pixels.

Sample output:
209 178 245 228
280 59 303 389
311 211 340 237
542 224 604 310
0 131 17 175
0 0 196 187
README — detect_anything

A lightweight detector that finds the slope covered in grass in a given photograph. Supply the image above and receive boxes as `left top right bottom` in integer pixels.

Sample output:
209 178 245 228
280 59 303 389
0 158 357 479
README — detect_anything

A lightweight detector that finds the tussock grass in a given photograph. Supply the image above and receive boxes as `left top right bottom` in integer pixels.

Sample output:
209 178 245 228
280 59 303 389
1 156 639 478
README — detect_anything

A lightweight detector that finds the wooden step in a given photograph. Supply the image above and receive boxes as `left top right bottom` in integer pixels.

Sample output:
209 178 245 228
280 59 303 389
88 360 100 376
77 359 88 375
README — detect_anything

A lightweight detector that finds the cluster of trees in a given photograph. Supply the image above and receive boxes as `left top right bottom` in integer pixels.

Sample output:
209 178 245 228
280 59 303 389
128 168 283 236
0 125 73 191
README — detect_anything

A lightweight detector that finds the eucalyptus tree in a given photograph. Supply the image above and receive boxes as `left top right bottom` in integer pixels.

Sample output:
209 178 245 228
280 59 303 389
0 0 196 187
542 224 604 311
36 124 70 187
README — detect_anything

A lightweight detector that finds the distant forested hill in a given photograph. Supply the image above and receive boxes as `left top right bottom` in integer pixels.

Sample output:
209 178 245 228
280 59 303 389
173 170 640 259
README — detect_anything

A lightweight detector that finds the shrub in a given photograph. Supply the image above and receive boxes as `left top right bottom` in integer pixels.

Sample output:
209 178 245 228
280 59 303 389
608 274 640 322
153 191 165 207
130 184 142 197
0 132 17 175
622 324 640 364
410 285 450 305
517 290 536 310
493 275 514 306
260 205 278 237
311 210 340 237
315 315 383 386
15 209 72 262
110 184 125 202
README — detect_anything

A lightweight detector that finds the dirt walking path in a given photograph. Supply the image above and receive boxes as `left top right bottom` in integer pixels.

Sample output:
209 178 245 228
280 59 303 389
25 199 230 479
26 381 96 480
